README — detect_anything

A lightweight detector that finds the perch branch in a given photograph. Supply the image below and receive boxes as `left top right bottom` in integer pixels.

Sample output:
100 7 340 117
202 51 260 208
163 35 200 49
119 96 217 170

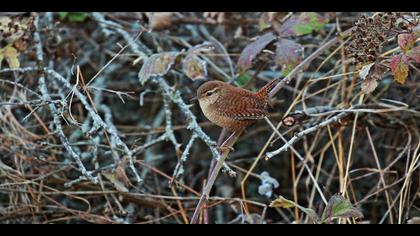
156 78 236 176
190 131 242 224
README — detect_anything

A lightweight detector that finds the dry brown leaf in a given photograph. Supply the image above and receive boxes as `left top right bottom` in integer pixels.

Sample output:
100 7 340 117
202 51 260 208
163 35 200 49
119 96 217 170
361 78 378 94
359 62 387 94
151 12 173 31
102 164 131 193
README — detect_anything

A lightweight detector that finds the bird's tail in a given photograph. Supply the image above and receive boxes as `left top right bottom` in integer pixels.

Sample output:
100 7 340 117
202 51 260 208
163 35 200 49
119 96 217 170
257 79 278 98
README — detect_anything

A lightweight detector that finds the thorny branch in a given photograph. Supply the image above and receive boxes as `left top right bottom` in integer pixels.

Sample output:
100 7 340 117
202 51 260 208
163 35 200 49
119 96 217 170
34 16 98 184
0 12 418 224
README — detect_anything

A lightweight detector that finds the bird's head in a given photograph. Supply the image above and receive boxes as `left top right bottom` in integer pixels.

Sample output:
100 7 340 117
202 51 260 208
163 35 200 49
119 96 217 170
196 81 224 107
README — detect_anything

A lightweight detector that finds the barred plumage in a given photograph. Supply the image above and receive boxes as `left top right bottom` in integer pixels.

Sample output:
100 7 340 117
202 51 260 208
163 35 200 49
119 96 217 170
197 80 276 132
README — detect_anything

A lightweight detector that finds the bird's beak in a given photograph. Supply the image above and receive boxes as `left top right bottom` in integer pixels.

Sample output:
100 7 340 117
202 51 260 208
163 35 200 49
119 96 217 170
190 96 198 102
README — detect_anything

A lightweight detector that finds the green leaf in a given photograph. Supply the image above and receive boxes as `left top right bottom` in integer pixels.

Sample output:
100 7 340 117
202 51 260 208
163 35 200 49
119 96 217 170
58 12 69 21
321 194 364 222
236 74 252 87
299 208 319 223
59 12 88 23
68 12 88 22
277 12 328 37
390 54 409 85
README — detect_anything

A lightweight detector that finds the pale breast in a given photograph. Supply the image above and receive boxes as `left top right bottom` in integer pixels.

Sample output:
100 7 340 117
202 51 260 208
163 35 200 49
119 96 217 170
202 103 253 132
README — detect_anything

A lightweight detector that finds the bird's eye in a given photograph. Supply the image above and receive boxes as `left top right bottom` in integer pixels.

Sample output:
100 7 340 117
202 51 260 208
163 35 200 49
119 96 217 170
206 91 213 96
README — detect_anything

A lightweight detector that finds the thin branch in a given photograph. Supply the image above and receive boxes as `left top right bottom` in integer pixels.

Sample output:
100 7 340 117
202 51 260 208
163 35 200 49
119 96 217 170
34 15 98 184
269 27 355 98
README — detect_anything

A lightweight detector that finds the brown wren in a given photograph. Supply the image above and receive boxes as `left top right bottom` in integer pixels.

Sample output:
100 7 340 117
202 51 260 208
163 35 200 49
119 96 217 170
196 79 277 132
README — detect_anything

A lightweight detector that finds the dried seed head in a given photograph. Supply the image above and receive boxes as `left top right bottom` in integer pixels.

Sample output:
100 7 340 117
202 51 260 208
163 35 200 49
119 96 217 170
345 12 400 65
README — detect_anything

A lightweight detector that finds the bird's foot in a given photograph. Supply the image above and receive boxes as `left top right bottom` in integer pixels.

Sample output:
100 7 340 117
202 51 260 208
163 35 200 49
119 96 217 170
217 145 235 153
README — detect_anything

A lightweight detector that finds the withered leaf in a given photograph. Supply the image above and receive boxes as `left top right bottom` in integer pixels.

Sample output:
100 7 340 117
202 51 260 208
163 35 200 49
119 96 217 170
275 38 304 75
138 52 181 85
361 77 378 94
359 63 377 94
237 32 277 74
102 164 131 193
359 62 387 94
182 42 213 80
0 44 20 69
0 16 33 43
269 195 295 208
182 54 207 80
102 172 129 192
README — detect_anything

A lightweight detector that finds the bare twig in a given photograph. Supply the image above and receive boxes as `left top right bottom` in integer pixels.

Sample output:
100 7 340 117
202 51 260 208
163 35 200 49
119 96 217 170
269 27 355 98
34 15 98 184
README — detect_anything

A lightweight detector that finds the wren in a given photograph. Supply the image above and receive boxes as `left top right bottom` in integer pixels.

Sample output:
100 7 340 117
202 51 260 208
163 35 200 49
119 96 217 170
196 79 277 132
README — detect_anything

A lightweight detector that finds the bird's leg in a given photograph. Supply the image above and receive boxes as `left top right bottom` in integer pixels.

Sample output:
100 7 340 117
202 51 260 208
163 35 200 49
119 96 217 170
217 131 237 153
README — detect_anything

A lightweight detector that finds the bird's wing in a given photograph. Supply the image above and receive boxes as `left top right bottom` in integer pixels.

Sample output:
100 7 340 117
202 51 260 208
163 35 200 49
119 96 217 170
214 93 268 120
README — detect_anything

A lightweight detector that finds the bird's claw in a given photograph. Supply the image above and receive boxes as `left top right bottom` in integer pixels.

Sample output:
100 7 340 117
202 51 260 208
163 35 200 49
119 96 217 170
217 145 235 153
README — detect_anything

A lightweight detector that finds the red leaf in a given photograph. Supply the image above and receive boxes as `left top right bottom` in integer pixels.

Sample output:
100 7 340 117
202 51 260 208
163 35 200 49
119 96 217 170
274 39 304 75
390 55 409 85
398 33 417 53
237 32 277 73
406 46 420 63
